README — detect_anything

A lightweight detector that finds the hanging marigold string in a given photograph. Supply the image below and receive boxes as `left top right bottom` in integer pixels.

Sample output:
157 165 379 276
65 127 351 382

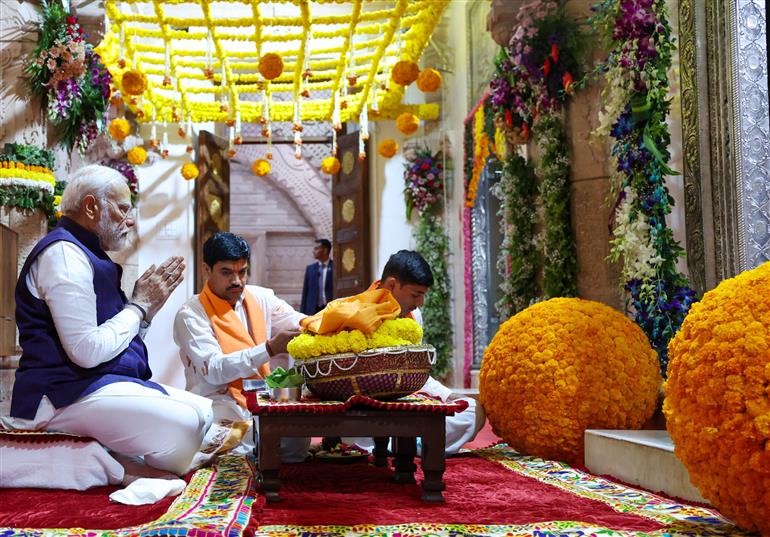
97 0 447 125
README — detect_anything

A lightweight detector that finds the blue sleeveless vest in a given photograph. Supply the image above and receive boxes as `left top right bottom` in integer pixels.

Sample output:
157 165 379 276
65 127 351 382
11 217 165 419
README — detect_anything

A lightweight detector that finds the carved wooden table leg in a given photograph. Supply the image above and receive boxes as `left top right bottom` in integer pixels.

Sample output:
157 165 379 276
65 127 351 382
257 420 283 502
420 419 446 502
392 436 417 484
373 436 389 467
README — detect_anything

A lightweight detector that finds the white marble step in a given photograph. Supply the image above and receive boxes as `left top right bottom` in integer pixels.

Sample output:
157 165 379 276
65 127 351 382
584 429 708 504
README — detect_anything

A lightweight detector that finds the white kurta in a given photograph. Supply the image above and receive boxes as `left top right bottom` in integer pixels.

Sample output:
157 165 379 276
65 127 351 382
173 285 309 461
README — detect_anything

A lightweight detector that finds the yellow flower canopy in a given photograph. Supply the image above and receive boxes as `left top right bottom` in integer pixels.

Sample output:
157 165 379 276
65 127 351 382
98 0 448 125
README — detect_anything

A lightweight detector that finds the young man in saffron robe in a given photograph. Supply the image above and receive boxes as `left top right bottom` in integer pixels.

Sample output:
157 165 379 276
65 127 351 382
173 232 309 462
346 250 485 455
8 165 213 476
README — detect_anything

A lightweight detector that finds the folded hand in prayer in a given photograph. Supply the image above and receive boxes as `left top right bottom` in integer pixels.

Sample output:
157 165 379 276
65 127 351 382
131 256 185 321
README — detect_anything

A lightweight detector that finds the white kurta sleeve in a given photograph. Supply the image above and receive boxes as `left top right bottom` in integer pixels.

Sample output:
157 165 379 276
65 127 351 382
173 302 269 386
27 241 142 369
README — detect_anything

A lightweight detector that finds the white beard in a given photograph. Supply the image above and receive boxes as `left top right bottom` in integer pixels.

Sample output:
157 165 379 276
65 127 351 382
96 209 131 252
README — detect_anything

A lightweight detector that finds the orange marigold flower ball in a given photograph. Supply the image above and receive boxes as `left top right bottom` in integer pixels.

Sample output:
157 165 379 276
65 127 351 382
108 118 130 142
126 146 147 165
416 68 442 92
121 69 147 96
258 53 284 81
391 60 420 86
480 297 661 465
664 261 770 534
181 163 199 180
252 158 271 177
377 139 398 158
396 113 419 136
321 156 341 175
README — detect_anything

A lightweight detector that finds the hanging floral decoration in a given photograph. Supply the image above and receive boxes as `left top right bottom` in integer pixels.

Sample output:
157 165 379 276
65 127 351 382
377 139 398 158
252 158 271 177
396 112 420 136
587 0 696 375
0 144 60 226
463 97 494 208
391 60 420 86
126 146 147 165
26 1 112 153
488 0 580 309
403 144 452 380
181 162 199 181
403 145 443 220
120 69 147 96
108 118 130 142
98 0 447 124
416 68 442 93
101 158 140 202
321 156 341 175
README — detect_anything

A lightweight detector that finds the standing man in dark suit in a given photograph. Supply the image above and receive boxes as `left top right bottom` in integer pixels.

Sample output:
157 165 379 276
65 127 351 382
300 239 333 315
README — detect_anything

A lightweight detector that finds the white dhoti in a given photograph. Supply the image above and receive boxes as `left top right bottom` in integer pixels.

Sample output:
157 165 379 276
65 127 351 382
344 376 485 455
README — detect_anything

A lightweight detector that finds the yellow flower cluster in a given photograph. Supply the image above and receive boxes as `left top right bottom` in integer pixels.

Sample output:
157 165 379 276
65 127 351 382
664 261 770 534
321 156 340 175
377 139 398 158
100 0 449 125
0 162 56 188
466 104 490 208
108 118 130 142
416 68 441 93
288 318 422 360
396 113 419 136
127 146 147 165
252 159 271 177
391 60 420 86
480 297 661 464
181 162 199 180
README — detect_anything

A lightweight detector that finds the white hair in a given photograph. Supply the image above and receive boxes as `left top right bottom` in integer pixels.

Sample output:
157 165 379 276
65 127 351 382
60 164 129 216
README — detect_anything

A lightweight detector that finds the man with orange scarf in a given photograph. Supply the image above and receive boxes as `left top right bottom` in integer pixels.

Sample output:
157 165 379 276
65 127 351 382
173 232 309 462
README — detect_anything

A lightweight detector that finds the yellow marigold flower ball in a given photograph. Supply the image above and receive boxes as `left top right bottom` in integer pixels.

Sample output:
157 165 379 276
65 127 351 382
181 162 199 181
664 261 770 534
252 159 271 177
480 297 661 465
258 53 284 81
391 60 420 86
321 156 341 175
377 139 398 158
121 69 147 96
396 113 419 136
416 68 442 92
127 146 147 165
108 118 130 142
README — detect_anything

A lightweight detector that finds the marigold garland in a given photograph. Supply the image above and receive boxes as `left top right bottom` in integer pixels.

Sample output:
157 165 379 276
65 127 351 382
126 146 147 165
252 159 271 177
377 139 398 158
258 53 284 81
121 69 147 96
181 162 199 180
108 118 130 142
288 318 422 360
391 60 420 86
664 262 770 534
416 68 441 92
321 156 341 175
396 113 419 136
480 297 661 464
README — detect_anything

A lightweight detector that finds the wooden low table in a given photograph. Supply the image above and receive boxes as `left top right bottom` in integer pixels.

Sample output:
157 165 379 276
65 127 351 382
248 393 468 503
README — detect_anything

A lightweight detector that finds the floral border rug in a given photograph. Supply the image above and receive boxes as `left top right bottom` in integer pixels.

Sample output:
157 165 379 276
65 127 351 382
254 444 751 537
0 454 255 537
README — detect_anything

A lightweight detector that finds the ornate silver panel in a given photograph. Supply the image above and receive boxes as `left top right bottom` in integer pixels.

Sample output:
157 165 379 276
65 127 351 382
734 0 770 269
471 172 490 368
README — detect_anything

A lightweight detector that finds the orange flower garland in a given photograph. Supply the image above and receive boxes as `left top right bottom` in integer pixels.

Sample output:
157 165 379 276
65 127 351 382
416 68 441 92
480 297 661 464
252 158 271 177
121 69 147 96
126 146 147 165
258 53 284 81
181 162 199 180
321 156 341 175
377 139 398 158
108 118 130 142
391 60 420 86
396 113 419 136
664 261 770 534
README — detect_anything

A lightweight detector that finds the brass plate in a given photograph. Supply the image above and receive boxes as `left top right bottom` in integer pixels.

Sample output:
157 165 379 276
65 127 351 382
342 150 355 175
341 198 355 223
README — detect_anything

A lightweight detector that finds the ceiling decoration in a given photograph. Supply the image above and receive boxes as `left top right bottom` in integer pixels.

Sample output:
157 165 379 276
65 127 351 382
97 0 448 130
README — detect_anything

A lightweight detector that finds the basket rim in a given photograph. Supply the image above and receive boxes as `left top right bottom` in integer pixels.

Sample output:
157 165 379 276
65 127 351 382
293 343 435 364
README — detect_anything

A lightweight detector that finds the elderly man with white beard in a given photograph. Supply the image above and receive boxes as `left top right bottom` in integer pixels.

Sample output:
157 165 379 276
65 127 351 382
8 164 213 476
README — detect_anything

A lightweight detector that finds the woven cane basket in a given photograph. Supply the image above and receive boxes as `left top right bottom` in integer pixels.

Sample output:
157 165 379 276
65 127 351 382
294 344 436 401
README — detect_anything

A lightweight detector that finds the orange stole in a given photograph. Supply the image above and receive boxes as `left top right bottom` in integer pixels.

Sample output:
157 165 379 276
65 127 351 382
367 279 414 320
199 282 271 409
